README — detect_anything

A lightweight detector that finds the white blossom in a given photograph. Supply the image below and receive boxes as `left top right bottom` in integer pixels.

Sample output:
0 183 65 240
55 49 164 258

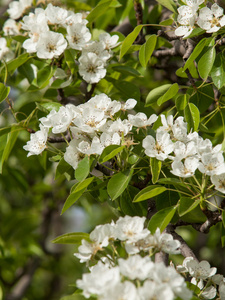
7 0 32 19
64 139 86 170
99 32 119 50
114 215 149 243
211 173 225 193
90 222 115 245
118 255 154 280
171 157 199 178
142 132 174 161
74 239 103 263
76 262 120 298
138 280 174 300
66 23 91 50
197 4 225 33
23 125 48 157
78 52 106 83
45 3 69 25
3 19 20 36
122 98 137 110
36 31 67 59
198 152 225 176
82 41 110 61
128 113 158 128
100 281 138 300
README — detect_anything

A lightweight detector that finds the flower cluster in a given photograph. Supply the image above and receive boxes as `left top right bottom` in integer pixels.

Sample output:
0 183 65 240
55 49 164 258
74 215 192 300
3 2 119 83
175 1 225 37
177 257 225 299
142 115 225 194
23 93 158 169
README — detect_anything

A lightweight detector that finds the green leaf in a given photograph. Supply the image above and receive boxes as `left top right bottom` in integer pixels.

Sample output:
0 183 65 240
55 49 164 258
61 177 94 214
183 38 207 71
156 0 177 13
64 49 78 75
221 223 225 247
139 35 157 67
178 197 200 216
120 25 144 59
150 158 161 184
0 126 19 173
148 205 177 233
145 84 172 106
133 185 167 202
0 83 10 103
99 145 124 163
198 39 215 80
210 53 225 89
157 177 191 193
87 0 114 23
55 158 72 180
0 53 31 76
52 232 90 244
0 284 2 300
157 83 179 106
18 61 35 84
41 102 62 112
184 103 200 132
75 156 90 182
222 210 225 228
111 65 141 77
113 80 140 100
175 94 189 112
35 65 55 88
107 169 134 200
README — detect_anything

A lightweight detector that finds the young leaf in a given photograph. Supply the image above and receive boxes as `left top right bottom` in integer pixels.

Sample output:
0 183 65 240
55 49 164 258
120 25 144 60
64 49 78 75
0 126 19 173
139 35 157 67
175 94 189 112
86 0 114 23
198 39 215 80
210 53 225 89
146 84 172 106
148 205 177 233
61 177 94 214
157 83 179 106
99 145 124 163
184 103 200 132
55 158 72 180
156 0 177 13
107 169 134 200
178 197 200 216
0 53 31 76
36 65 55 89
52 232 90 244
0 83 10 103
133 185 167 202
150 158 161 184
75 156 90 182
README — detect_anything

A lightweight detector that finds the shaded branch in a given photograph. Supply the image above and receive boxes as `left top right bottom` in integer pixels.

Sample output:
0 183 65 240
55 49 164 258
134 0 144 44
167 225 199 261
173 211 222 234
155 251 169 265
47 133 71 143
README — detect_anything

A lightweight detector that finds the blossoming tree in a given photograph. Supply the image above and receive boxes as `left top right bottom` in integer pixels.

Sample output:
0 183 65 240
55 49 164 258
1 0 225 299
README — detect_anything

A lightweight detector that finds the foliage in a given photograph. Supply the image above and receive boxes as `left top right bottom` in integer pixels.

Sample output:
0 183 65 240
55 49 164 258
0 0 225 299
